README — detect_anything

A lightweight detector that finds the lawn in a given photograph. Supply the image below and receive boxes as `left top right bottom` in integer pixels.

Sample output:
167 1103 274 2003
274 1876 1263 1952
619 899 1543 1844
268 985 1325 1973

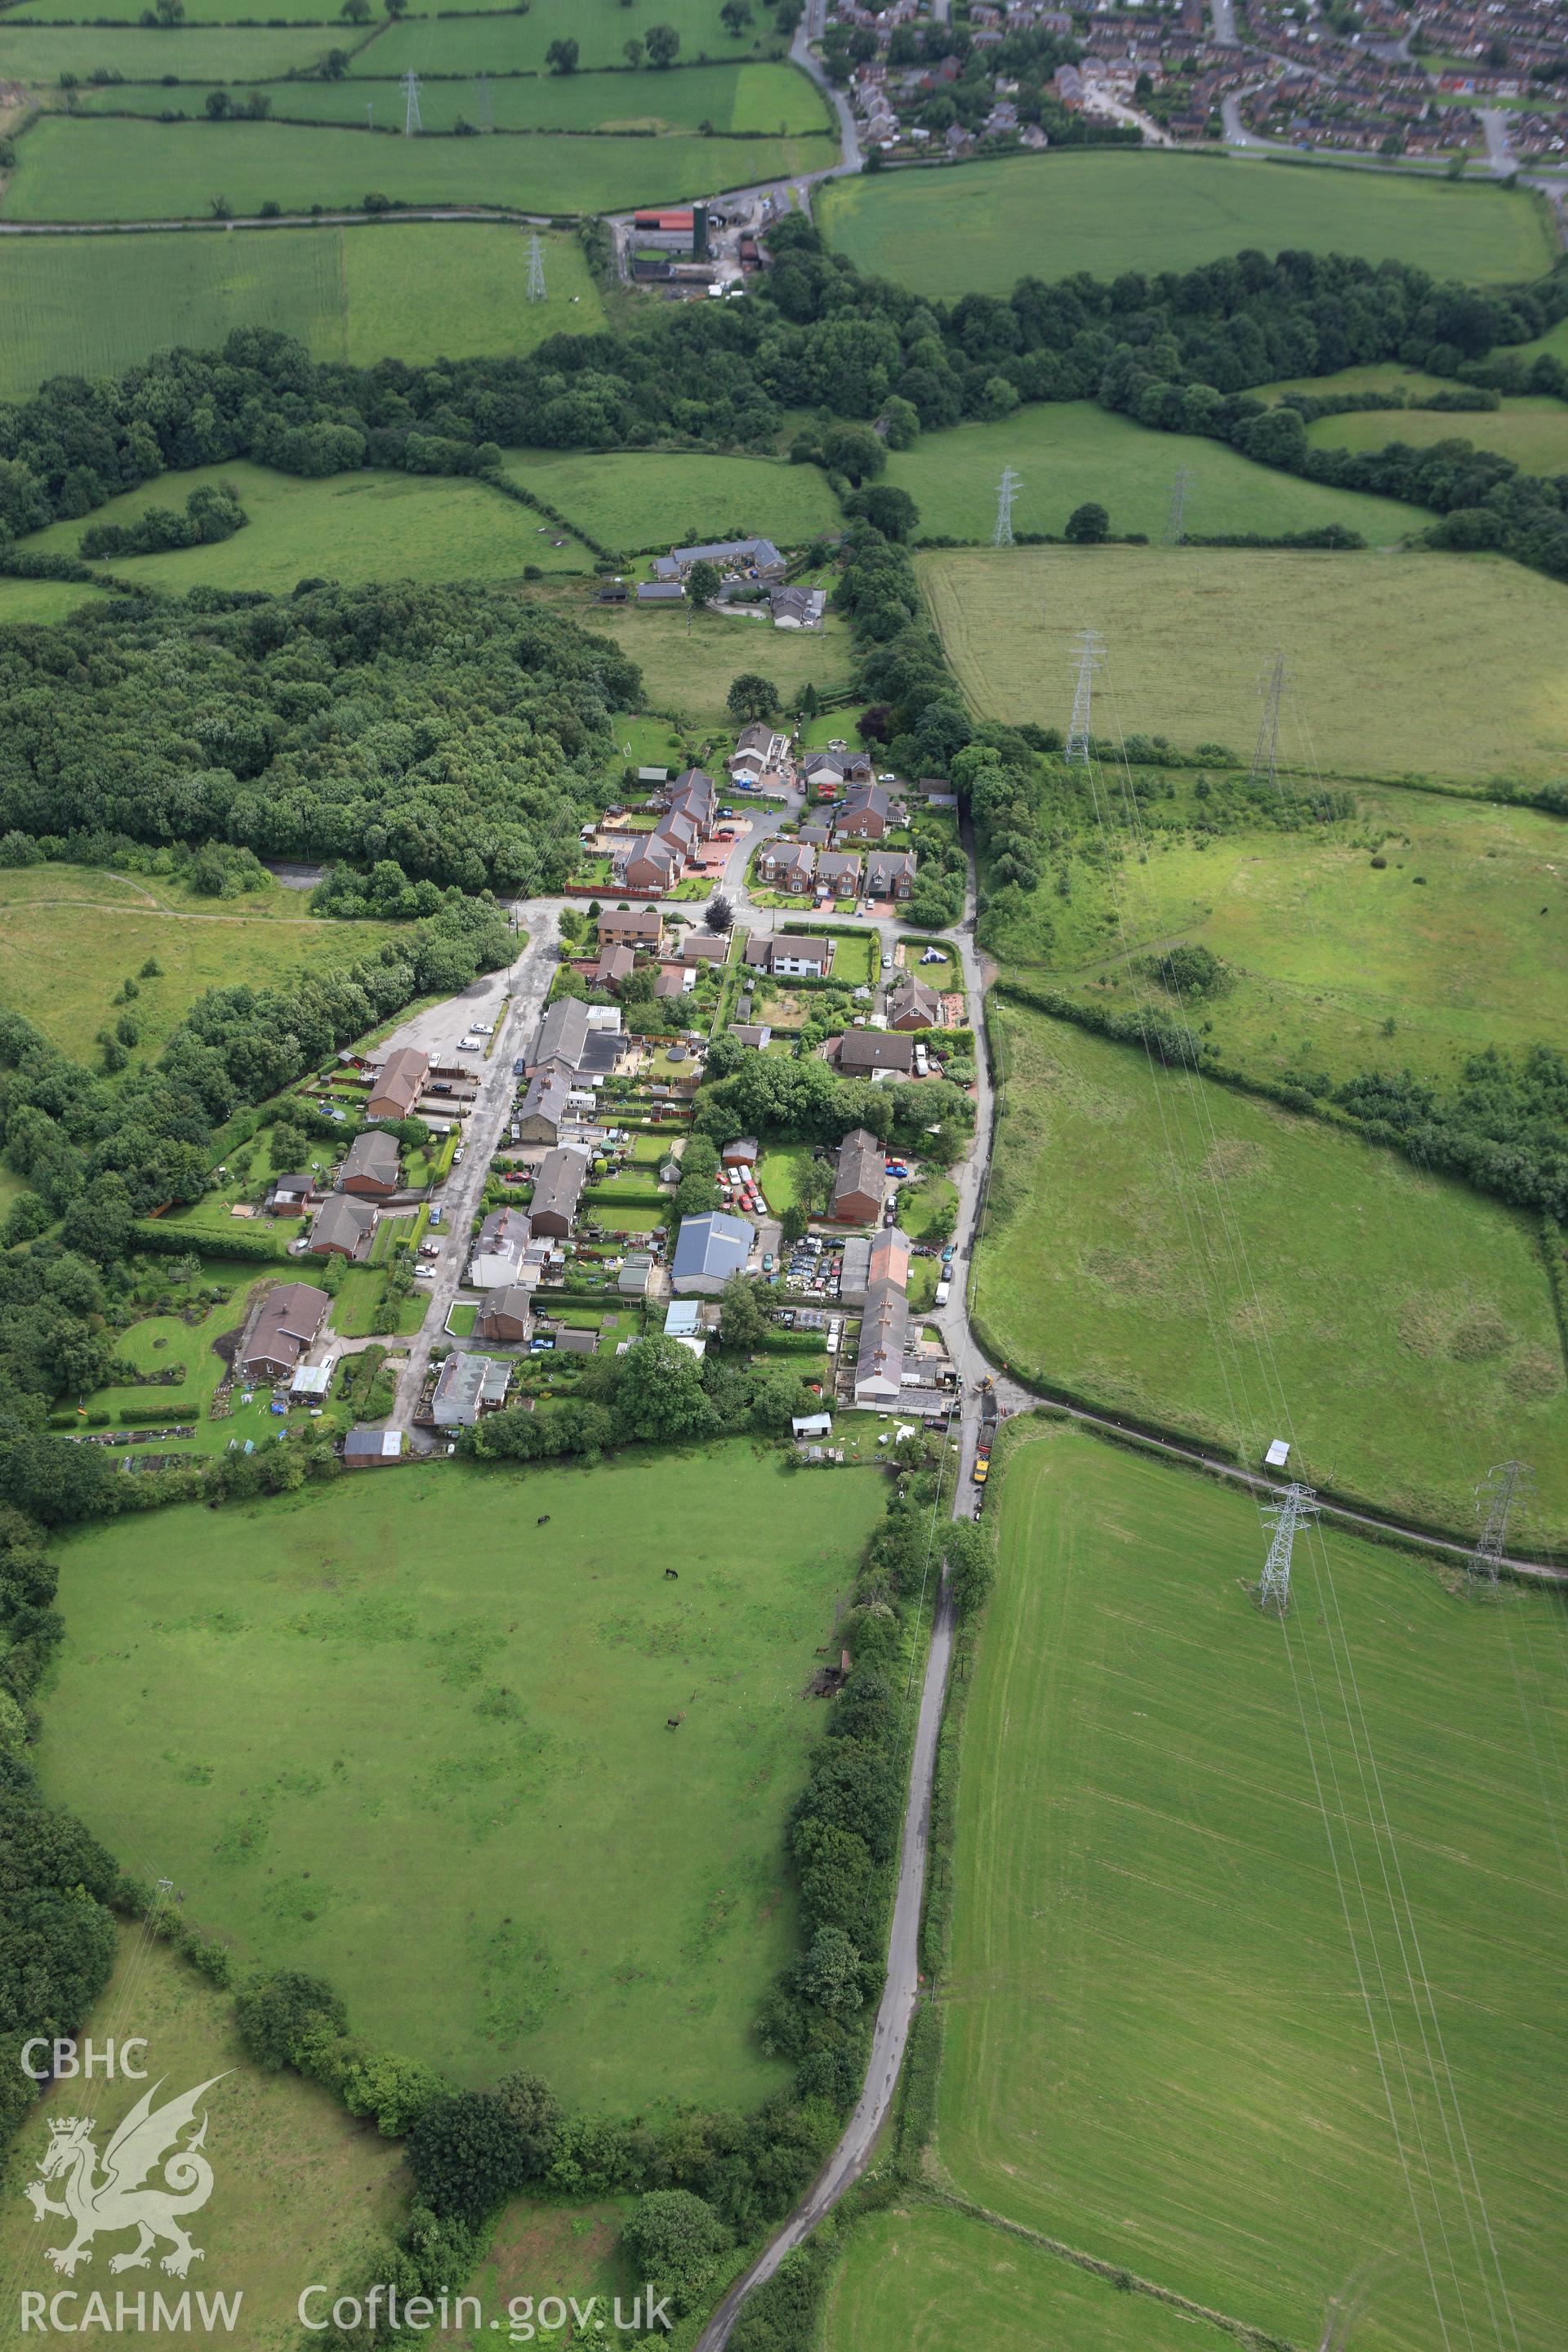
0 222 601 403
0 21 339 82
38 1446 890 2109
0 112 836 221
889 400 1422 546
0 862 395 1064
999 779 1568 1090
919 546 1568 786
758 1142 814 1211
0 1932 408 2342
939 1424 1568 2352
86 60 831 138
332 1261 429 1337
500 448 842 555
1305 394 1568 476
537 583 856 725
817 151 1556 296
976 1003 1568 1540
364 0 787 78
895 1170 956 1241
14 458 592 595
822 2204 1237 2352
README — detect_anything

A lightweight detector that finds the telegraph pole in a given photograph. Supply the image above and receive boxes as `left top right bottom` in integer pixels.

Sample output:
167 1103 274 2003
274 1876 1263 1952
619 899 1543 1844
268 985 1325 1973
991 465 1022 549
1064 627 1102 765
1258 1482 1318 1617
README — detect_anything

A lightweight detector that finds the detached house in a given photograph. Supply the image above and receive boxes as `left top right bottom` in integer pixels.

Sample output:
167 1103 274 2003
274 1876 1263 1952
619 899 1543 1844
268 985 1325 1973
239 1282 330 1383
470 1205 532 1290
309 1193 376 1261
745 935 833 980
816 851 863 898
865 849 916 902
757 840 817 893
365 1046 429 1121
836 1030 915 1076
727 723 791 782
597 908 663 950
529 1146 590 1238
832 1128 885 1225
885 972 942 1031
339 1130 400 1197
833 786 894 842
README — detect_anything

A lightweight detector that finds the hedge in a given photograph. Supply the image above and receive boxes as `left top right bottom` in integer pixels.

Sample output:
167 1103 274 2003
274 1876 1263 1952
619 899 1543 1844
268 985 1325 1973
132 1220 292 1263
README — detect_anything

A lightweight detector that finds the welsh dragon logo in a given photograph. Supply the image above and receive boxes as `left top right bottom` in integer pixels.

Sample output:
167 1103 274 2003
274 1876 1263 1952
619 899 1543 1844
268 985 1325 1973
24 2076 227 2279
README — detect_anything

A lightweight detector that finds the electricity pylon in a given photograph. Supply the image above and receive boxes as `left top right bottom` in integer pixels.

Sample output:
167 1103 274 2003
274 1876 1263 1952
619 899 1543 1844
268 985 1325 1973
1064 627 1102 765
1166 462 1192 544
526 229 546 302
1468 1459 1532 1584
402 69 422 136
1249 648 1285 790
1258 1482 1318 1616
991 464 1022 548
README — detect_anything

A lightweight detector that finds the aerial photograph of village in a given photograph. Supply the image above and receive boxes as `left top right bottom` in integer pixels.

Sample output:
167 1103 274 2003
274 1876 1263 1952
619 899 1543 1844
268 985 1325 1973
0 0 1566 2341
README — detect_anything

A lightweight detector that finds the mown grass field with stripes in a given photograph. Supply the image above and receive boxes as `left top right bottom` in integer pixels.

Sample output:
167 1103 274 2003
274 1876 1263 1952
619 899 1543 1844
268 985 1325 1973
931 1423 1568 2352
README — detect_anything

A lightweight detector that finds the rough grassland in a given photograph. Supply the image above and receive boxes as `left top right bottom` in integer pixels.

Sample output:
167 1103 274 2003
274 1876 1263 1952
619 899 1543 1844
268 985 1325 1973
0 862 395 1063
0 1934 406 2350
889 400 1421 545
17 458 593 593
976 1004 1568 1539
0 21 338 80
987 782 1568 1089
78 60 831 138
38 1448 889 2109
533 580 857 724
0 114 837 221
920 545 1568 786
941 1426 1568 2352
0 576 114 626
817 151 1555 296
0 224 600 402
822 2204 1236 2352
364 0 784 78
1305 394 1568 475
501 448 842 553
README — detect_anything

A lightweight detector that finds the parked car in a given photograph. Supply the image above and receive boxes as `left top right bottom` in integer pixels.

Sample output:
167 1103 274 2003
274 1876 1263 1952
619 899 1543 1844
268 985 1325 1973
452 1147 465 1164
762 1253 775 1272
513 1057 528 1075
881 954 893 971
942 1244 956 1263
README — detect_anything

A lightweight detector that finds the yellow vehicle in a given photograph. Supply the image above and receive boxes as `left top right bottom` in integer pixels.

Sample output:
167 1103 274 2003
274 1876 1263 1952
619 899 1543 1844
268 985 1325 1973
972 1456 990 1486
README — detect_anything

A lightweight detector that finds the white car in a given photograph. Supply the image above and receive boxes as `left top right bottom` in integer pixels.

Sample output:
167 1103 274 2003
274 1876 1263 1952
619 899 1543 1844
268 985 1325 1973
452 1147 465 1164
881 954 893 971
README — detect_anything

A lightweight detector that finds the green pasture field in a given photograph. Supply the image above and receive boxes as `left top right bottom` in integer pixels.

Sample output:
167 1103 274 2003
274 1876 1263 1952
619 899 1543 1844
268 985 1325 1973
1510 313 1568 364
87 59 831 137
537 580 856 724
1255 362 1460 403
16 457 592 594
817 151 1556 298
1038 782 1568 1088
364 0 786 78
1306 393 1568 474
822 2204 1236 2352
39 1446 889 2109
0 1933 407 2351
0 575 114 625
889 399 1422 546
977 1004 1568 1539
14 0 515 17
0 21 340 82
0 862 394 1064
920 545 1568 786
940 1424 1568 2352
0 223 601 403
501 447 841 553
0 113 837 221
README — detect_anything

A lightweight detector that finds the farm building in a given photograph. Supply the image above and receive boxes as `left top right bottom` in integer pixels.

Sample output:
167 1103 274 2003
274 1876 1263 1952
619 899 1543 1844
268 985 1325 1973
516 1065 572 1147
653 535 784 582
671 1210 753 1295
837 1030 915 1076
838 1234 873 1306
598 909 663 949
239 1282 329 1383
345 1426 403 1468
529 1147 591 1238
474 1286 532 1343
308 1193 376 1261
833 1128 886 1225
886 973 943 1031
637 582 685 604
365 1046 430 1121
339 1129 401 1196
470 1205 532 1290
431 1352 512 1430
